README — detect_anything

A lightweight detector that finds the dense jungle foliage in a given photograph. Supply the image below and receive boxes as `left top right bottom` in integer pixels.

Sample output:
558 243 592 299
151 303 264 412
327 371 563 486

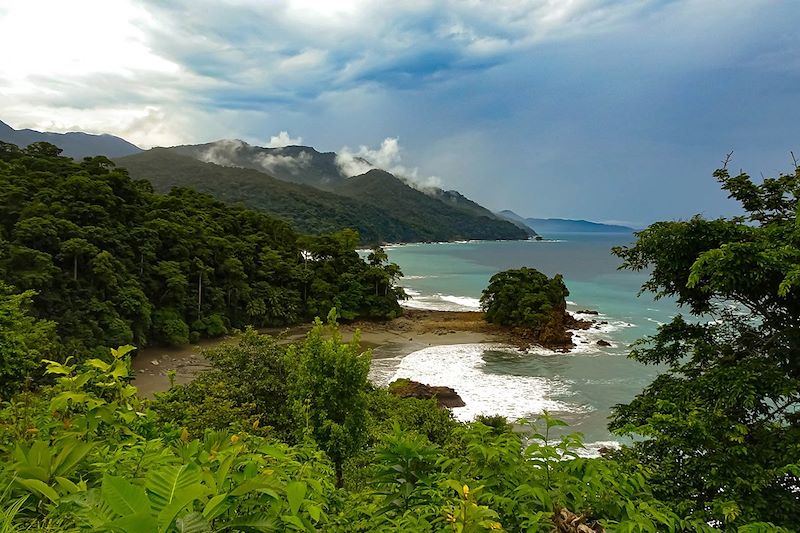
0 141 405 367
0 316 726 532
0 147 797 532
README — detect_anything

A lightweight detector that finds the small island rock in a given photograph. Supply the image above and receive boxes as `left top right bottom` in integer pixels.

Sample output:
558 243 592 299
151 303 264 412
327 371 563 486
389 378 466 408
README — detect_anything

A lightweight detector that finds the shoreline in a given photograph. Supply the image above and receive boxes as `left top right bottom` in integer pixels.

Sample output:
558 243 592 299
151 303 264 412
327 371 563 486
132 309 555 397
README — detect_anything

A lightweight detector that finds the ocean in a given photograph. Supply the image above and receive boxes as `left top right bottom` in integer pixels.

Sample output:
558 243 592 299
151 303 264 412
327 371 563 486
368 234 675 454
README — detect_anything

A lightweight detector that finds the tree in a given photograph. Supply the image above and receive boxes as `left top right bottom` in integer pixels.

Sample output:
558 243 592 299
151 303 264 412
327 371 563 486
480 267 569 330
0 282 57 398
288 311 371 486
57 238 98 281
609 157 800 528
151 327 293 438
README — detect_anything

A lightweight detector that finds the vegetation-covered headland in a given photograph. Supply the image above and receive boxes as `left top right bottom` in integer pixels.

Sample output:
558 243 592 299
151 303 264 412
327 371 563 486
0 141 405 371
480 267 592 350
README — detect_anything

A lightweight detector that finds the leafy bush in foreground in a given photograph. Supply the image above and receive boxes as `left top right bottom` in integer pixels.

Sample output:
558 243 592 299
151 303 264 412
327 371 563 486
0 325 757 532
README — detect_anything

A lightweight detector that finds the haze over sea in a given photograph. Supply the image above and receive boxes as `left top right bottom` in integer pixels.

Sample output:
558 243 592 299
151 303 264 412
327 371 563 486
370 234 675 454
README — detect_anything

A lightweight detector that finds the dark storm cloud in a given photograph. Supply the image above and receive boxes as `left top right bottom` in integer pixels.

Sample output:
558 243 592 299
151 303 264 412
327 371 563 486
2 0 798 224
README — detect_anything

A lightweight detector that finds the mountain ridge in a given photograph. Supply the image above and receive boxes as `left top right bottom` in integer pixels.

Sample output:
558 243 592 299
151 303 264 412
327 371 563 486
0 119 142 159
151 139 530 242
116 149 528 243
498 210 634 235
0 121 531 244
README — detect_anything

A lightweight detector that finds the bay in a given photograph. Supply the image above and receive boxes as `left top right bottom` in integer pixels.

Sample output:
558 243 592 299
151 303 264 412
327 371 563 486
379 234 674 453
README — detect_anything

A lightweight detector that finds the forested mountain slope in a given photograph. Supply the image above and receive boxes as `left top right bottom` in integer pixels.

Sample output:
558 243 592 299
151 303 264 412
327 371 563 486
170 140 533 236
334 169 528 241
116 149 417 243
117 149 529 243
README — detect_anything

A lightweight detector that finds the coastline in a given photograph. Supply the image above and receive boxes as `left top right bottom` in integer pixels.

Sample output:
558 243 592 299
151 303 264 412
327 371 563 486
132 309 555 397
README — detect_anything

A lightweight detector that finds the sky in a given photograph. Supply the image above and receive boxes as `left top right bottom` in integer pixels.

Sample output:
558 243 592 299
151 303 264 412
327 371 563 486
1 0 798 226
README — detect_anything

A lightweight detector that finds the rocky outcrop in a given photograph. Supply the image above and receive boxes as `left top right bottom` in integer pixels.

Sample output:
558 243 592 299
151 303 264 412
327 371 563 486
512 300 593 351
389 379 466 408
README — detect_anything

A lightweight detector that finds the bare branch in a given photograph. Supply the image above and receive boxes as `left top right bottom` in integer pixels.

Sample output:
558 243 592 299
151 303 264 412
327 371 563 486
721 151 734 169
791 151 798 170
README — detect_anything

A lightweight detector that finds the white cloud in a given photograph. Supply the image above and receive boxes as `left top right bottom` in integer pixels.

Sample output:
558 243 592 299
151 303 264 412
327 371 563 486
255 150 312 175
266 131 304 148
336 137 443 190
197 139 312 176
199 139 245 166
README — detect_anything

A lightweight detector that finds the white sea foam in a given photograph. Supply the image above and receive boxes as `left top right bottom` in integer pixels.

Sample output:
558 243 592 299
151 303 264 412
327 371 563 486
401 291 481 311
391 344 586 422
568 312 636 354
440 295 481 309
578 440 621 458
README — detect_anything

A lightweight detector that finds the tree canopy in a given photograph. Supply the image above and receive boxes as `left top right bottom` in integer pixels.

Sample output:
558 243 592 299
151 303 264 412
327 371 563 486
610 159 800 527
480 267 569 331
0 141 405 361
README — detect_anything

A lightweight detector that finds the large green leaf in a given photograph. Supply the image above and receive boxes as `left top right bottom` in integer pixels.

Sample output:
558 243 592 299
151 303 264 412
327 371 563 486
228 476 279 498
145 464 202 513
102 474 151 517
202 493 229 520
15 478 58 503
157 485 208 533
175 512 211 533
52 438 93 478
286 481 306 516
217 514 278 532
111 512 158 533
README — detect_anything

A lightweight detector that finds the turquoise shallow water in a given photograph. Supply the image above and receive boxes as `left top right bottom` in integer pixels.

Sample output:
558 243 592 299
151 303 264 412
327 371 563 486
375 235 675 453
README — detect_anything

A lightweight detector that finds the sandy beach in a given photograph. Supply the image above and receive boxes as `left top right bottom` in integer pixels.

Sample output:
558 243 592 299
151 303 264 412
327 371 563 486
132 309 519 397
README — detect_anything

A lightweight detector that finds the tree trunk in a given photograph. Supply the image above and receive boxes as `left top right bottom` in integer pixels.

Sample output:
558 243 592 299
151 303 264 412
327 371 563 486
334 461 344 488
197 272 202 319
73 256 78 281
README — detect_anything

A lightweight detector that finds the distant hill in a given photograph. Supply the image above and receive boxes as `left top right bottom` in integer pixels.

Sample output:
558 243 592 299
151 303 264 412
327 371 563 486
0 119 142 159
116 149 528 243
169 140 534 237
498 210 634 235
496 210 541 236
333 169 530 241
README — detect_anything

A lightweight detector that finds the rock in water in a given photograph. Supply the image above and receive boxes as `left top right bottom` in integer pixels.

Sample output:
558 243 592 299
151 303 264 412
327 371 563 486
389 379 466 408
596 339 611 347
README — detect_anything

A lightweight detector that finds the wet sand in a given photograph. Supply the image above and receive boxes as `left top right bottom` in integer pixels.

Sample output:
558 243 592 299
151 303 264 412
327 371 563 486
132 310 514 397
